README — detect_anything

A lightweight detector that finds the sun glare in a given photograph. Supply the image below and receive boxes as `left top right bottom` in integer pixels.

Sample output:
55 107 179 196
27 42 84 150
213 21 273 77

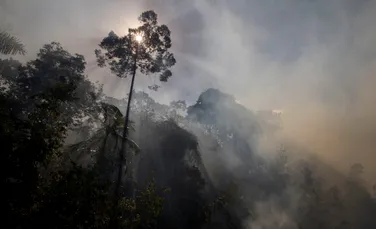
135 35 143 42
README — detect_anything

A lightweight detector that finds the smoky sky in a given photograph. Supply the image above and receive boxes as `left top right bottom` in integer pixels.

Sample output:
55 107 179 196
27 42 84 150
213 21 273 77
1 0 375 107
1 0 376 182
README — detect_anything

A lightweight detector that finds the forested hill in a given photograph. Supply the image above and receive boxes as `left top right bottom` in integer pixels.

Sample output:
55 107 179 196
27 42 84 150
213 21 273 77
2 38 375 228
187 88 281 146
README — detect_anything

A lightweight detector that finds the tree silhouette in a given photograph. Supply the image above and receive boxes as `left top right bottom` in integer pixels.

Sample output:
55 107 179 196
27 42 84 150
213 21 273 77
95 10 176 226
2 42 100 227
0 30 26 55
95 11 176 85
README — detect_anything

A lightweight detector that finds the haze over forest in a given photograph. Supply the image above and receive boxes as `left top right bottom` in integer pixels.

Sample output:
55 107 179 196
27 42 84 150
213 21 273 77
2 0 376 228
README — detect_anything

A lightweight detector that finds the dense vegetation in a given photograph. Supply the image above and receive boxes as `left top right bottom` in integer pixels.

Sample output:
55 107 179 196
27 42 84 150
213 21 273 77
2 11 375 229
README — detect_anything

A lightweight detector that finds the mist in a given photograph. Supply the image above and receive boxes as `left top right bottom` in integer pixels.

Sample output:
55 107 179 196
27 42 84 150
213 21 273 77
2 0 375 214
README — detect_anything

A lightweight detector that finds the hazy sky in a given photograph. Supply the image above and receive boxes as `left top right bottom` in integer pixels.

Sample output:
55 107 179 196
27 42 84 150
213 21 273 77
1 0 376 182
0 0 374 107
1 0 374 108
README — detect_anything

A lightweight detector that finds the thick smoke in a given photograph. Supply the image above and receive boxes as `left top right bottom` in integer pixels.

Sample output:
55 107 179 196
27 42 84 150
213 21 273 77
189 0 376 185
2 0 376 227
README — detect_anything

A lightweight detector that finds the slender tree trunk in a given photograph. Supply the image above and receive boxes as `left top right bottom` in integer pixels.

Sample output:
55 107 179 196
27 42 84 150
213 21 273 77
110 42 138 228
95 129 110 180
98 130 110 163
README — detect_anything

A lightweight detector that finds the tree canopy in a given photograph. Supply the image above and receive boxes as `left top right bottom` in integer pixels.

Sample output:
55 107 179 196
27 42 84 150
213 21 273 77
2 9 376 229
95 10 176 89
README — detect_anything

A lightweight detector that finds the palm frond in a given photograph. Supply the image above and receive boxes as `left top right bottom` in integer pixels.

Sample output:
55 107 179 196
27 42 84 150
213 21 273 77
124 137 140 154
65 128 105 156
113 128 140 154
113 118 135 131
101 102 123 121
0 30 26 55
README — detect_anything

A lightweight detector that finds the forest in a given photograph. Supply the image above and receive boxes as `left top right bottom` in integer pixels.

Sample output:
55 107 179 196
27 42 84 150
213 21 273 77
2 10 376 229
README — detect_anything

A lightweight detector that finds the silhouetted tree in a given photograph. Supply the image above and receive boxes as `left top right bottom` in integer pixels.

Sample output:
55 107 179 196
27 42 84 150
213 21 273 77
0 30 26 55
95 10 176 85
95 10 176 220
2 42 101 227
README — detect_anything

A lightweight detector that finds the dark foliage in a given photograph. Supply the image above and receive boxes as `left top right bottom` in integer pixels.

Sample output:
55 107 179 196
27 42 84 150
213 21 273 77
95 10 176 86
0 30 26 55
2 42 101 228
30 164 110 229
2 19 375 229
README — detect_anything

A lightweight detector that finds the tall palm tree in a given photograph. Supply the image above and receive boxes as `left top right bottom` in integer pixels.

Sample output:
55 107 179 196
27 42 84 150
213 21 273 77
0 30 26 55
